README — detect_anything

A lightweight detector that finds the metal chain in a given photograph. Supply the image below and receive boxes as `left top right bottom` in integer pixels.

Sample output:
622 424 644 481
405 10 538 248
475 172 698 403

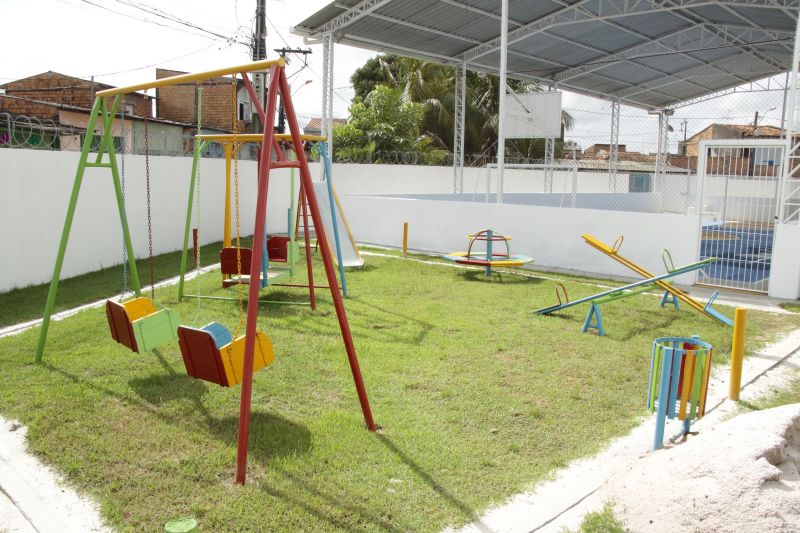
195 82 202 273
119 97 128 302
232 77 244 337
144 101 155 299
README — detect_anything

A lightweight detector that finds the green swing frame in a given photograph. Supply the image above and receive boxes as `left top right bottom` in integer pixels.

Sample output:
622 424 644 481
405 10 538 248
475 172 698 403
33 94 179 361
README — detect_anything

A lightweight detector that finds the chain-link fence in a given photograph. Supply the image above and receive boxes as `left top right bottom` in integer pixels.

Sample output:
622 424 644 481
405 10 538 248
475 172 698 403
3 75 789 219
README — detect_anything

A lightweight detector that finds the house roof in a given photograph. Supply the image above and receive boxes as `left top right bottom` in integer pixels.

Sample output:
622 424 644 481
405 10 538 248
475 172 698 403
293 0 797 110
0 71 116 91
303 117 347 130
683 122 786 143
0 94 197 128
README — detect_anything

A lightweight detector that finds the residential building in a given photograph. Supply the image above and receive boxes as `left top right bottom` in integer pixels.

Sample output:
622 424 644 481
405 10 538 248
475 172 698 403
155 69 253 133
1 71 151 117
303 117 347 137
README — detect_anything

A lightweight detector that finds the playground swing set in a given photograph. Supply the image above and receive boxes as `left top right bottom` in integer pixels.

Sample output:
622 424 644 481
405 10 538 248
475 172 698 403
105 108 182 354
175 130 353 304
33 58 377 485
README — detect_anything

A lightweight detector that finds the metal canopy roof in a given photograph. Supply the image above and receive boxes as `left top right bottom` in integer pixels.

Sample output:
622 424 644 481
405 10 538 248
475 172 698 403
293 0 798 109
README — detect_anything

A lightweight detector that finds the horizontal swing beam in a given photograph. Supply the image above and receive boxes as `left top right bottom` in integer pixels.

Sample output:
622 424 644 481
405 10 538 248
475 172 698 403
95 59 285 97
195 133 327 143
182 294 311 306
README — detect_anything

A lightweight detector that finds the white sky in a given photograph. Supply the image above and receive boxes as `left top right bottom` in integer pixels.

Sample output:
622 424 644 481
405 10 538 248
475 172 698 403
2 0 789 154
1 0 374 122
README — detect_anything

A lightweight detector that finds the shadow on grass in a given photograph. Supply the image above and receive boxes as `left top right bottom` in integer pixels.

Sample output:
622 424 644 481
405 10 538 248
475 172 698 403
459 270 543 285
44 361 313 462
353 300 434 346
376 434 484 530
261 465 409 532
209 412 313 462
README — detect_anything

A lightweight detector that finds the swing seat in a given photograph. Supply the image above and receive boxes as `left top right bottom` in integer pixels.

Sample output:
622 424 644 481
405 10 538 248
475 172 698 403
106 297 181 353
177 322 276 387
267 236 290 262
220 246 252 276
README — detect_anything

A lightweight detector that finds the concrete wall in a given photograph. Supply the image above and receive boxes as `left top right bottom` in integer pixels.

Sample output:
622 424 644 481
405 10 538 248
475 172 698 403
769 223 800 299
340 194 702 283
372 192 665 213
0 149 293 292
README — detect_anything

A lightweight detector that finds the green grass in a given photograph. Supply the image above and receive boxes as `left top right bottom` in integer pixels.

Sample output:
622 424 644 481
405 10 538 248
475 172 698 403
0 237 253 329
779 301 800 313
737 371 800 412
0 250 798 532
566 504 626 533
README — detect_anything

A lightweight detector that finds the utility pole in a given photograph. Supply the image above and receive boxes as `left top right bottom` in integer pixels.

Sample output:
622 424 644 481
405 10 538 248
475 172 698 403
251 0 267 133
274 47 312 133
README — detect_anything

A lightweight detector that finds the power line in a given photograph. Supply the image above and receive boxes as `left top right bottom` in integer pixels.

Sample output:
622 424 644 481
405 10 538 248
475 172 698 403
263 13 353 108
72 0 246 46
108 0 247 45
82 42 233 78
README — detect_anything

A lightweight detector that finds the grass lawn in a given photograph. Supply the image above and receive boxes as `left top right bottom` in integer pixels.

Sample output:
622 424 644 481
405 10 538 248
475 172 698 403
0 237 252 329
0 249 798 532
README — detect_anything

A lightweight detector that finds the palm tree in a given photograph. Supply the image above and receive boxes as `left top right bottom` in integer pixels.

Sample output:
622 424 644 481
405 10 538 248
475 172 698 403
352 54 576 159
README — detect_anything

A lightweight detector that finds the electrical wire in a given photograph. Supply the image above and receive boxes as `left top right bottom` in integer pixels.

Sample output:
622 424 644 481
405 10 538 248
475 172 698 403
82 42 232 78
107 0 248 45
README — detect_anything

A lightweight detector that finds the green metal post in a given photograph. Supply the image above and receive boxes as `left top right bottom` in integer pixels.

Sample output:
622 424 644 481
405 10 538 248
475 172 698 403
178 140 207 300
103 96 142 295
289 148 296 275
34 97 104 363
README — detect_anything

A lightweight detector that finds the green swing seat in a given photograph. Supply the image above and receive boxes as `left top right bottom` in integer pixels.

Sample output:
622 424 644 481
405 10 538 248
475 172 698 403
106 297 181 353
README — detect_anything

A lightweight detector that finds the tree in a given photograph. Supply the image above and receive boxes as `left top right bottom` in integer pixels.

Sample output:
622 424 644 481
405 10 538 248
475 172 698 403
333 85 449 164
348 54 576 159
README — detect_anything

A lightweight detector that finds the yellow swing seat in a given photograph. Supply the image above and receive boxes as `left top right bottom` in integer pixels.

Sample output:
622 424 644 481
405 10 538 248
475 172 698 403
177 322 275 387
106 297 181 353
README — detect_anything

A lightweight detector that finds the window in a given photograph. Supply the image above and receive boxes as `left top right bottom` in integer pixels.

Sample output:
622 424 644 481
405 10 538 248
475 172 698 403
124 103 135 115
629 173 653 192
238 102 252 122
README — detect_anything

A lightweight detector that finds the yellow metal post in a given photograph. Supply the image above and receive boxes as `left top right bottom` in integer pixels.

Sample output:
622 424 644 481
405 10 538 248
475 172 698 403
402 222 409 257
728 307 747 400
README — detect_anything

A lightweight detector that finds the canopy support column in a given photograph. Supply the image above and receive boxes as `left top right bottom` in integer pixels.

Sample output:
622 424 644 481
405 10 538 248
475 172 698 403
496 0 509 204
654 110 670 194
322 33 335 155
780 15 800 224
454 61 466 193
609 98 620 191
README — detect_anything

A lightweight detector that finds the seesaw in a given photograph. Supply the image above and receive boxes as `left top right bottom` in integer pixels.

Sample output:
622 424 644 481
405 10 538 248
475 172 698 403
581 234 732 326
535 235 733 335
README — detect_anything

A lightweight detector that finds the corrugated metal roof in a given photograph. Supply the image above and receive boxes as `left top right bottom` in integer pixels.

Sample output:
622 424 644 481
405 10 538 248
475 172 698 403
292 0 798 109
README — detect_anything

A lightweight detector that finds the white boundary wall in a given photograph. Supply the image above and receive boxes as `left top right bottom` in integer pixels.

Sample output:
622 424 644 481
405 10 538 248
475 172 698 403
770 223 800 299
0 150 293 292
340 194 702 284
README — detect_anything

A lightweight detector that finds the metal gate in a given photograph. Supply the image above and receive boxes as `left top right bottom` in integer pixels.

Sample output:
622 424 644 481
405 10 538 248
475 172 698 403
696 139 784 293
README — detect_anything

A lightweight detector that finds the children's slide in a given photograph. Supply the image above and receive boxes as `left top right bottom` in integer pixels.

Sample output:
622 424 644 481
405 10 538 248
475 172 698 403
312 182 365 268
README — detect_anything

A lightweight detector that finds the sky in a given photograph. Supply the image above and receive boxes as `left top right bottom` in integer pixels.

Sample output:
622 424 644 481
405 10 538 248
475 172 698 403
1 0 789 154
1 0 374 123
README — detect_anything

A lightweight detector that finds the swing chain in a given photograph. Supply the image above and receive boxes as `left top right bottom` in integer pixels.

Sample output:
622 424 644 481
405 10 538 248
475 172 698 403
195 82 202 272
232 77 244 337
119 97 128 302
144 98 155 299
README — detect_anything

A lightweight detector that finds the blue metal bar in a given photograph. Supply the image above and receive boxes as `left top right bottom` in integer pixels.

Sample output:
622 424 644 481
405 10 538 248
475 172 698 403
318 142 348 297
535 259 713 315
